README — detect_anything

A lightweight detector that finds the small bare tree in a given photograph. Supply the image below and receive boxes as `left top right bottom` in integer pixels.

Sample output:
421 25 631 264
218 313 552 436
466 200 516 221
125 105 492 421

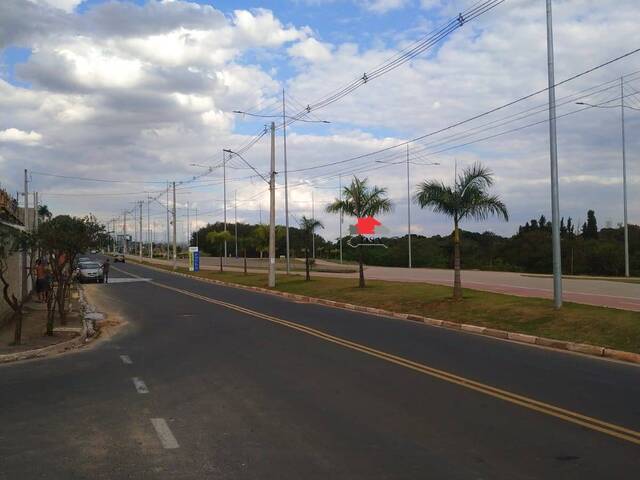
0 226 29 345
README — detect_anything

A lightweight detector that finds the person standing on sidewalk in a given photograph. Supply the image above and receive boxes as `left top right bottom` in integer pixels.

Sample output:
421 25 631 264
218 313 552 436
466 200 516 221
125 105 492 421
34 259 47 302
102 258 110 284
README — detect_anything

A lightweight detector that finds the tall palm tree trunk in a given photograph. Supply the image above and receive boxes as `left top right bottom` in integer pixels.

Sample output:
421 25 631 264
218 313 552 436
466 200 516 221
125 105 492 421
358 236 365 288
453 221 462 300
305 248 310 281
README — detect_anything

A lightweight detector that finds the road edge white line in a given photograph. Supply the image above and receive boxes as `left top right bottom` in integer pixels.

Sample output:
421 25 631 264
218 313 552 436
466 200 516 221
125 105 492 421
150 418 179 449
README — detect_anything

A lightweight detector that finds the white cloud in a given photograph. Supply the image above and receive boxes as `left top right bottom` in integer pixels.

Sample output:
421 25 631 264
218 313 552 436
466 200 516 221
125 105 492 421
360 0 410 14
0 128 42 144
288 37 333 62
36 0 82 13
0 0 638 241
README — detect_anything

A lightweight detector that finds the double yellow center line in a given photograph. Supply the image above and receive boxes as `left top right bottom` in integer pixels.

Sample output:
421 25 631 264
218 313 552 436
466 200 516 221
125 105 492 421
117 266 640 446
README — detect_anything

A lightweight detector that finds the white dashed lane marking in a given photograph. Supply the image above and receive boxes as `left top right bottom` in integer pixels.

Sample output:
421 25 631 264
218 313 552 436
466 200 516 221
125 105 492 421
150 418 180 449
120 355 132 364
132 377 149 394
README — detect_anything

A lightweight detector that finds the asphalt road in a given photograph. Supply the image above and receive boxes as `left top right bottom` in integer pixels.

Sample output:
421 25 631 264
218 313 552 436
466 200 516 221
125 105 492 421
130 254 640 311
1 258 639 479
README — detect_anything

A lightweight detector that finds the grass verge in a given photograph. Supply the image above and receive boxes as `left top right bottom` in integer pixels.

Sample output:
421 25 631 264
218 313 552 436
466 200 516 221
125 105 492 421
132 259 640 354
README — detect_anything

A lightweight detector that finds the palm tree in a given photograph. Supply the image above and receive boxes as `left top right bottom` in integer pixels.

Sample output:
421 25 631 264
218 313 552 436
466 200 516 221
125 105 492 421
327 177 392 288
298 216 324 281
206 230 233 272
415 162 508 300
37 204 52 221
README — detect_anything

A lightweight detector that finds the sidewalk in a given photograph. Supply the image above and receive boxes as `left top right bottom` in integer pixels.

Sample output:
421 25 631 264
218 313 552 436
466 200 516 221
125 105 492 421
0 292 83 357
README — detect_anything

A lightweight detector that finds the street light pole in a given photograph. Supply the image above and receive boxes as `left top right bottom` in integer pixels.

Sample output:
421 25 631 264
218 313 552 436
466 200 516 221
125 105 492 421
172 181 177 270
223 149 228 261
147 196 152 259
269 122 277 287
339 174 343 264
234 190 238 257
139 201 143 260
166 181 170 260
283 89 291 274
406 144 412 269
620 76 630 277
312 189 316 260
546 0 563 309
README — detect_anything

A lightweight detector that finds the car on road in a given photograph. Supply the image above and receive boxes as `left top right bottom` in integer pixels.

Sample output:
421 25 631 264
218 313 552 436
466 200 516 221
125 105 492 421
77 262 104 283
90 249 98 254
113 253 125 263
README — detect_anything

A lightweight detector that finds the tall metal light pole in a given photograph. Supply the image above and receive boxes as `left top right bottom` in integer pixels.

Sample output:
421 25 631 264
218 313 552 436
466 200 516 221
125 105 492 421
269 122 277 287
222 149 228 261
406 144 412 268
546 0 563 309
312 189 316 260
576 90 636 276
147 196 152 259
123 210 128 254
234 190 238 257
187 200 190 247
620 77 630 277
283 89 291 273
166 181 170 259
338 174 343 264
172 181 177 270
139 201 143 260
377 152 438 268
223 143 275 285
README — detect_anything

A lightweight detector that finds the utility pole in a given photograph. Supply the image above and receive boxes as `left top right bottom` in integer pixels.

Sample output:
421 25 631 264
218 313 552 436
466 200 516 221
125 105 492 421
187 200 190 247
283 88 291 273
620 76 629 277
139 201 143 260
546 0 562 308
407 143 412 269
147 196 152 259
22 169 29 300
123 211 128 254
312 189 316 260
234 190 238 257
222 149 228 261
33 191 39 231
166 182 170 259
195 208 198 248
268 122 276 287
338 175 343 264
23 169 29 231
172 181 177 270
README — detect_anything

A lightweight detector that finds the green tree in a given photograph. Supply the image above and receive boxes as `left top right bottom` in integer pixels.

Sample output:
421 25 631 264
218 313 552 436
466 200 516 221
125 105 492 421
37 204 52 221
415 162 508 300
583 209 598 239
37 215 103 333
326 177 392 288
206 230 233 272
298 216 324 281
251 224 269 259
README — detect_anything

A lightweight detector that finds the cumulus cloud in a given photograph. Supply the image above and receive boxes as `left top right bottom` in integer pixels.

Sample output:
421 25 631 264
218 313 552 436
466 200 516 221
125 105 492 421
35 0 82 13
288 37 333 62
0 128 42 144
0 0 638 241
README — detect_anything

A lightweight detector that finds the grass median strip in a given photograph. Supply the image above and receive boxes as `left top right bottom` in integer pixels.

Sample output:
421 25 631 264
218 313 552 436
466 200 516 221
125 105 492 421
129 259 640 354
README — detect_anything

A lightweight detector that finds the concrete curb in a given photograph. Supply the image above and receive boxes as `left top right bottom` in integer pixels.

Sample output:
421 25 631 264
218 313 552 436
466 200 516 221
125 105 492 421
131 260 640 366
0 284 102 365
